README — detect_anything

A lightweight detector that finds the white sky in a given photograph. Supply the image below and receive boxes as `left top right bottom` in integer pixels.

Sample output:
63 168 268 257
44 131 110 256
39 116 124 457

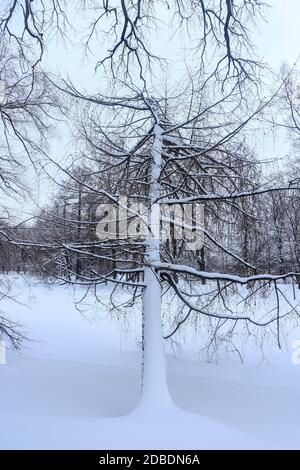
7 0 300 220
257 0 300 68
47 1 300 79
253 0 300 163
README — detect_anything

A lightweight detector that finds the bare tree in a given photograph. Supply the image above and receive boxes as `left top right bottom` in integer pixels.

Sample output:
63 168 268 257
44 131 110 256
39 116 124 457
19 74 300 406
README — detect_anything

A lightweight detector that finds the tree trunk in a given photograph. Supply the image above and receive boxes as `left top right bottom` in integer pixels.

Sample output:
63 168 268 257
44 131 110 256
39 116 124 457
141 266 171 407
139 116 172 409
76 183 82 278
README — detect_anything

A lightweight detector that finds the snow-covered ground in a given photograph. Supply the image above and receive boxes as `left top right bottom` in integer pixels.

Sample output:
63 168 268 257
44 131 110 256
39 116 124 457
0 275 300 449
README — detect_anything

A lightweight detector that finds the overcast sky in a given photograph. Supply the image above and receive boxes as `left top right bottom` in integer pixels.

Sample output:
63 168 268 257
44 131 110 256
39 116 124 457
253 0 300 163
258 0 300 68
46 0 300 183
40 1 300 88
7 0 300 220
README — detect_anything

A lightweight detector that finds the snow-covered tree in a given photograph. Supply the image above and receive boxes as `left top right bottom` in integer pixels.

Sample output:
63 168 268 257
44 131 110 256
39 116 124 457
3 0 300 405
24 77 300 406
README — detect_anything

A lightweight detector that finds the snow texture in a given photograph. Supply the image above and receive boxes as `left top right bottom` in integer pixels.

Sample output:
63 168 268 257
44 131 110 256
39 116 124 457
0 275 300 449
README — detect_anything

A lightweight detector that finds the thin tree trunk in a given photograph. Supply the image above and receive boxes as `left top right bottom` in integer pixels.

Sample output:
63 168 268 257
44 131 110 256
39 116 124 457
76 183 82 278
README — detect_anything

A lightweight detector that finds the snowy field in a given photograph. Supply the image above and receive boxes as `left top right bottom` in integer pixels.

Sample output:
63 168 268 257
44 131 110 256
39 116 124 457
0 275 300 450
